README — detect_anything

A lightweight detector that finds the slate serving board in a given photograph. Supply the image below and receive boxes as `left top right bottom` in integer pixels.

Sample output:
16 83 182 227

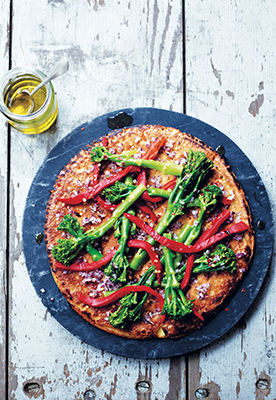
22 107 273 359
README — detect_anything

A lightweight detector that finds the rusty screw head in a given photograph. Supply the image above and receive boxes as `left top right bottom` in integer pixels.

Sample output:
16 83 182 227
23 381 41 395
136 380 151 393
195 388 209 399
256 379 269 390
84 389 96 400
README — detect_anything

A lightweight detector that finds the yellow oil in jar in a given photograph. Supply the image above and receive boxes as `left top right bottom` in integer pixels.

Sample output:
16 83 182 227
1 70 59 134
5 78 47 115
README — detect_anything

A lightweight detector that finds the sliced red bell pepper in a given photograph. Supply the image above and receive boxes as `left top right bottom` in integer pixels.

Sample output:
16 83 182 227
123 212 248 254
181 209 231 290
137 169 164 203
92 163 100 184
192 309 205 322
102 136 108 147
134 200 158 223
161 177 177 191
78 285 164 310
96 195 118 212
57 166 134 205
142 135 166 160
180 254 196 291
198 209 231 243
54 249 117 271
128 239 162 283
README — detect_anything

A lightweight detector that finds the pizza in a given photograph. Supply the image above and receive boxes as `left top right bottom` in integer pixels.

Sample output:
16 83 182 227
44 125 254 339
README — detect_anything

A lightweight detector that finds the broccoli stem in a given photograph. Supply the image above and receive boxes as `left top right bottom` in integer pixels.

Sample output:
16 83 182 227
118 158 183 176
86 243 103 261
88 183 146 240
102 182 171 203
161 234 193 320
105 174 138 283
52 183 146 265
108 266 156 329
129 170 203 271
90 146 183 176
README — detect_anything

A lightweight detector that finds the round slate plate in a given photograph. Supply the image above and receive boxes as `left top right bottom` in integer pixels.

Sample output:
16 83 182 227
22 108 273 359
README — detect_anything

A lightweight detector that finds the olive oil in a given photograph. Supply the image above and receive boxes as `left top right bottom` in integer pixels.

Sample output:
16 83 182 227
6 78 47 115
0 67 58 134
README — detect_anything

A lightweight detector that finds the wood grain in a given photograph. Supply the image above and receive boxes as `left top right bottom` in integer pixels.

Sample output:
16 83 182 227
186 1 276 399
7 0 184 399
0 0 10 395
2 0 276 398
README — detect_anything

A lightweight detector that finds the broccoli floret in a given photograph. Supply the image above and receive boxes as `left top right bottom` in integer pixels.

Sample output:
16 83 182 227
161 234 194 320
130 150 214 271
192 244 237 274
51 184 146 266
108 266 155 329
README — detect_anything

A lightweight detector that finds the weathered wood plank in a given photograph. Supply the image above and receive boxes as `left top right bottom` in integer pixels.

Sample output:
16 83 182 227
0 0 10 395
185 0 276 399
8 0 185 398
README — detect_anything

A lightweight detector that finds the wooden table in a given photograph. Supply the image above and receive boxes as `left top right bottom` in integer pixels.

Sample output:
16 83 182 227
1 1 275 399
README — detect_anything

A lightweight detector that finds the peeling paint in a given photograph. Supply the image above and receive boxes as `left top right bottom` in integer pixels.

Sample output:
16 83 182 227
226 90 234 99
164 357 183 400
248 94 264 117
210 58 222 85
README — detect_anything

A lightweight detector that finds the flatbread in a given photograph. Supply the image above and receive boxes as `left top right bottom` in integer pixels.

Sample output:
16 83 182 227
45 125 254 339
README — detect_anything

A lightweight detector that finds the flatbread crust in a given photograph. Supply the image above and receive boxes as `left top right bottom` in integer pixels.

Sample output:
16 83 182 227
45 125 254 339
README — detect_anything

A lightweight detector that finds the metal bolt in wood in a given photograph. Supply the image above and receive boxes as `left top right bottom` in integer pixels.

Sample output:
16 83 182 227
256 379 269 390
136 380 151 393
23 381 41 394
84 389 96 400
195 388 209 399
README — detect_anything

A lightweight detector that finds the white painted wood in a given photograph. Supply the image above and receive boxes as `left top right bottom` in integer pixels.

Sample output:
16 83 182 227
8 0 184 399
0 0 10 394
186 0 276 398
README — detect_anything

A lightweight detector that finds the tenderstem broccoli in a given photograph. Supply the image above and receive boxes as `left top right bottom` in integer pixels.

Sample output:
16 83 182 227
90 145 183 176
161 234 194 320
192 244 236 274
174 244 237 283
101 181 171 203
104 176 137 283
173 184 222 268
51 183 146 265
130 149 214 271
108 266 156 329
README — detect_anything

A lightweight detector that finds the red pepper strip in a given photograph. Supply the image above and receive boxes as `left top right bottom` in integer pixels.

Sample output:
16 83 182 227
128 239 162 283
54 250 117 272
78 285 164 310
135 200 157 223
92 163 100 184
180 210 231 291
198 209 231 243
102 136 108 147
96 195 118 212
137 169 164 203
181 254 196 291
123 213 248 254
195 222 248 252
142 135 166 160
192 309 205 322
221 196 232 206
161 177 177 191
57 166 133 205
